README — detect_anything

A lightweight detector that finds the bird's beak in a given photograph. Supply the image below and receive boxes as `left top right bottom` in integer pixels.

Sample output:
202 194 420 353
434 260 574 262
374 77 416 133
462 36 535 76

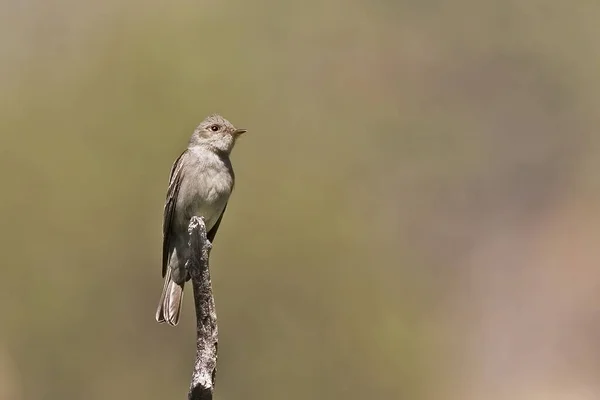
233 128 247 136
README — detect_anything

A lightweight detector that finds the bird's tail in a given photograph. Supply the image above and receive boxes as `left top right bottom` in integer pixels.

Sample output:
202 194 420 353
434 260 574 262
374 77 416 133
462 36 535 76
155 268 184 326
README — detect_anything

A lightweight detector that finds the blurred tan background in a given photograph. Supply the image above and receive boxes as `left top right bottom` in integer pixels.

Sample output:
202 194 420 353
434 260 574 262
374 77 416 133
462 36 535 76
1 0 600 399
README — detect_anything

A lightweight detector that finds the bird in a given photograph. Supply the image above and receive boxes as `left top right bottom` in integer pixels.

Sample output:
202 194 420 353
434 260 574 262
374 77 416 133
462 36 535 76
156 114 247 326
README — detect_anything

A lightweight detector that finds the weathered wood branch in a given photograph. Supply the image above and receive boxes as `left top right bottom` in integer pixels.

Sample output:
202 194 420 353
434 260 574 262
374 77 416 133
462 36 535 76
186 216 218 400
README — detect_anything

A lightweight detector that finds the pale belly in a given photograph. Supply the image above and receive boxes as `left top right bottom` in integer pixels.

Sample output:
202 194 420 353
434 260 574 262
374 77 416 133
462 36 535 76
175 168 232 233
187 198 227 232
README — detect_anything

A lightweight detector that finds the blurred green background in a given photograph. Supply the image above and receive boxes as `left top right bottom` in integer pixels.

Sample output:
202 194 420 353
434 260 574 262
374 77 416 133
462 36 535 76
1 0 600 399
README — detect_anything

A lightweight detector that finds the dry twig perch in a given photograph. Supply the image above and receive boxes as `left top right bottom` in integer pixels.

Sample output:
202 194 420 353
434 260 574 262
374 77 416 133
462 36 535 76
186 216 218 400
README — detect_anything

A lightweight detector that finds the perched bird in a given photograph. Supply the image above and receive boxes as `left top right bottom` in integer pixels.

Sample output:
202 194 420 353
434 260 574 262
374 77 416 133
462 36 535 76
156 114 247 326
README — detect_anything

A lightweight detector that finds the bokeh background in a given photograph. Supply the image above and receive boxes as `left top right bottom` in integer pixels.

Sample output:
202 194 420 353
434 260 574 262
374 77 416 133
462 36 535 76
1 0 600 399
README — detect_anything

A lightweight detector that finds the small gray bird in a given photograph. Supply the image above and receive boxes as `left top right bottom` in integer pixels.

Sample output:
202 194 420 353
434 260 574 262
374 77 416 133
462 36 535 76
156 114 247 326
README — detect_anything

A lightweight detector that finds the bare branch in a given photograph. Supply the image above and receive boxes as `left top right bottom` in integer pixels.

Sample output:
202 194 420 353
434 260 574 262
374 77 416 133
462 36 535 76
186 216 218 400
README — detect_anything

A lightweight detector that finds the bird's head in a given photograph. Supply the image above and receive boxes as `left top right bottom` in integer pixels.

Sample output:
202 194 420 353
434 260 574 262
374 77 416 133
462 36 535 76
189 114 247 154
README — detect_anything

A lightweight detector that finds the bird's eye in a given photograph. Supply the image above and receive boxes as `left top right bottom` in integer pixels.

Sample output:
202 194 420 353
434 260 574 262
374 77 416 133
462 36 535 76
210 125 220 132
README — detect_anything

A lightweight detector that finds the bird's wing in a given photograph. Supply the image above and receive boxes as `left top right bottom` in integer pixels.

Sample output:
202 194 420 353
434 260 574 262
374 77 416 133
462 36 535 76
162 150 187 277
207 203 227 244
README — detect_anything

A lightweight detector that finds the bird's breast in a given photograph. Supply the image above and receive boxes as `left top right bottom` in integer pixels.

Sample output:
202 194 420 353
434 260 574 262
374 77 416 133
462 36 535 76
177 162 233 231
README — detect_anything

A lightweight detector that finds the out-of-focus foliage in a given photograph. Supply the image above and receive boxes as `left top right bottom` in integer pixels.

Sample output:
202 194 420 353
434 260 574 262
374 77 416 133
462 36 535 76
1 0 599 399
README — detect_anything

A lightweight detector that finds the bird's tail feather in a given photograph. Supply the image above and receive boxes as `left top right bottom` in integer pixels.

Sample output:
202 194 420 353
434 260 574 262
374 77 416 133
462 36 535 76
155 268 184 326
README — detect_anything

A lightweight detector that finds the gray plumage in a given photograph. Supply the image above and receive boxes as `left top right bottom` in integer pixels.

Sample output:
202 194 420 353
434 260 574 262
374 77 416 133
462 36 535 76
156 114 246 326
